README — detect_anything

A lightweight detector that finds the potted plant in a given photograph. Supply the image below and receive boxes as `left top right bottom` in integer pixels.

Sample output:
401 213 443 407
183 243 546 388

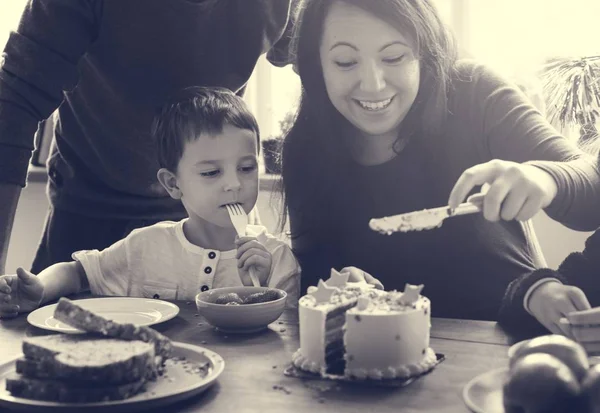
540 55 600 147
262 110 296 174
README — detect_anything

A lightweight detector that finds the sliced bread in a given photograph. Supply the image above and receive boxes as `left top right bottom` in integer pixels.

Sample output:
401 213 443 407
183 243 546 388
53 297 172 367
6 374 146 403
18 334 154 384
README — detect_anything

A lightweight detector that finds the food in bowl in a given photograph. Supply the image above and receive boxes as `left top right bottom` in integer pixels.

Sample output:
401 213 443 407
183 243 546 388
214 293 244 305
195 287 287 333
213 289 283 305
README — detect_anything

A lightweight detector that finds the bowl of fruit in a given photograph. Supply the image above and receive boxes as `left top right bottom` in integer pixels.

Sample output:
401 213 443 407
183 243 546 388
502 334 600 413
195 286 287 333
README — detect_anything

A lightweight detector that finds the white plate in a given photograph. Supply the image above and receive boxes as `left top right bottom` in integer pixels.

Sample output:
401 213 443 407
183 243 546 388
27 297 180 333
462 367 508 413
0 342 224 412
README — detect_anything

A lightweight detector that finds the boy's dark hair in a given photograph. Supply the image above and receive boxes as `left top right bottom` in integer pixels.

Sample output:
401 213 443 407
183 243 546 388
152 86 260 172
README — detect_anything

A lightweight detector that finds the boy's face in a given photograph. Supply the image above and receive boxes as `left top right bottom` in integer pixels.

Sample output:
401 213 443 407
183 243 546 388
170 124 259 228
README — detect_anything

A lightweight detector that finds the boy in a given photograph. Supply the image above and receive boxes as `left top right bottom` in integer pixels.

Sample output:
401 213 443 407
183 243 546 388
0 87 300 318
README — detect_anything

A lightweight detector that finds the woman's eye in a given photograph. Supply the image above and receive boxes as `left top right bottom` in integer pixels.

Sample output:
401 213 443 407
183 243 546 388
334 60 357 69
239 164 257 173
200 170 220 177
383 55 405 64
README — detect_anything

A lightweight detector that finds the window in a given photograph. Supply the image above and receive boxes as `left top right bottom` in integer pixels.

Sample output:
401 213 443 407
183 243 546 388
0 2 26 50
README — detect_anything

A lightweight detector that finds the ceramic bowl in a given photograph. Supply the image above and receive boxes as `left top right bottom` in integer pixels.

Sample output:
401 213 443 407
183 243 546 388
195 286 287 334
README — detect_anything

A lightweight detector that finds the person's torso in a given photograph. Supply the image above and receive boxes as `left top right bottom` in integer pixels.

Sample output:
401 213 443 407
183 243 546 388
121 221 261 301
50 0 290 218
324 118 543 321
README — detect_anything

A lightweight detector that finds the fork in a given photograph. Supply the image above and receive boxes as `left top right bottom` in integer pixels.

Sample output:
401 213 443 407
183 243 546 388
225 203 261 287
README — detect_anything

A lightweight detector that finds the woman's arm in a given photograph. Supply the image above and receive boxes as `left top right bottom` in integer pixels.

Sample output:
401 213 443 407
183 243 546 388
461 61 600 231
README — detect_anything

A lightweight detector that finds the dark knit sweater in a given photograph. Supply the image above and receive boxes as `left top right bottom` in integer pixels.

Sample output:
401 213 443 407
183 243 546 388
0 0 293 219
499 229 600 339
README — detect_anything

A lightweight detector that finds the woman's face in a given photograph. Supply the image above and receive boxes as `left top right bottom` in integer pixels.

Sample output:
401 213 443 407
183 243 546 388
319 1 420 140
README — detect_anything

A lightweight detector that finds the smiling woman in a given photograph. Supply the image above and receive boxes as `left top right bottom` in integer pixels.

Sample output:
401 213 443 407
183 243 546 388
319 2 420 165
279 0 600 324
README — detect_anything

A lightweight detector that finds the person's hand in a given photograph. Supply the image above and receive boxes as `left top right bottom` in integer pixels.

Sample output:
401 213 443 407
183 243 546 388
235 236 272 286
448 160 558 222
565 307 600 355
0 268 44 319
528 281 590 338
340 266 384 290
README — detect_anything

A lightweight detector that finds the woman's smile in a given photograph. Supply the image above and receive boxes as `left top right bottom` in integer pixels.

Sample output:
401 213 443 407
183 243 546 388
353 96 395 112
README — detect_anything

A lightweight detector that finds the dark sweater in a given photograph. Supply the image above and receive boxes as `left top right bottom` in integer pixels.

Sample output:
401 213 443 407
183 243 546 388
288 60 600 321
499 229 600 339
0 0 293 219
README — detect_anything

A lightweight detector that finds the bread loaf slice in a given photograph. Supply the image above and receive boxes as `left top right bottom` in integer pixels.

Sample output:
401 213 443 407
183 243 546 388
6 374 146 403
53 297 172 370
17 334 154 384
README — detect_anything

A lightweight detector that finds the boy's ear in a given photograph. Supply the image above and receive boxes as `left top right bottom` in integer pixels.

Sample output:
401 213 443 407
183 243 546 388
156 168 182 199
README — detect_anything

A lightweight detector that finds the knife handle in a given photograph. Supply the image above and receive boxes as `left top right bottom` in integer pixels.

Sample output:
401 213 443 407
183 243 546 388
452 193 484 216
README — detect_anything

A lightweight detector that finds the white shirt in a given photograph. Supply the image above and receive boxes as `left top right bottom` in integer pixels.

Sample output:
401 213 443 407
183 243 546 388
72 220 300 307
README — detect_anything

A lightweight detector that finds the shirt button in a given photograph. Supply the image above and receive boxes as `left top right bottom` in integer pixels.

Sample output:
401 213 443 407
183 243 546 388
208 251 216 259
204 266 212 274
200 285 209 292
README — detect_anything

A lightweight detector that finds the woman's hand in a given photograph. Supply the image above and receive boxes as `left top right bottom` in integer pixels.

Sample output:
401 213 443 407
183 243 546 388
0 268 44 319
235 236 272 286
528 282 590 338
340 266 384 290
448 160 558 222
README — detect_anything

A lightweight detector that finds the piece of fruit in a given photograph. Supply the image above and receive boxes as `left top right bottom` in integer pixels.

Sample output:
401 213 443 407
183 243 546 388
214 293 243 305
503 353 581 413
243 290 281 304
581 364 600 413
509 334 589 381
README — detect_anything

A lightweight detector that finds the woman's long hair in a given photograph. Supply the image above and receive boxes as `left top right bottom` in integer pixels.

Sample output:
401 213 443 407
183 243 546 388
278 0 458 235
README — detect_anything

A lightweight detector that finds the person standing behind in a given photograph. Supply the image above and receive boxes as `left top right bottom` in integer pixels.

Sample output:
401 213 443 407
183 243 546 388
0 0 296 275
279 0 600 321
0 87 301 318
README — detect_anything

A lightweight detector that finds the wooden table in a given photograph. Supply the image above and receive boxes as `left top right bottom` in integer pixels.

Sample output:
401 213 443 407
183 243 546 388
0 298 518 413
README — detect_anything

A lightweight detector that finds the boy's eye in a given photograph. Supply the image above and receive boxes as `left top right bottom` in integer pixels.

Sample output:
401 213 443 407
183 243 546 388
334 60 357 69
239 164 257 173
383 55 405 64
200 170 220 177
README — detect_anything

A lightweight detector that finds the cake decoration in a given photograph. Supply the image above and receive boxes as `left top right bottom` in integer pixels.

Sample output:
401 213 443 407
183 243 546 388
293 269 438 381
325 268 350 289
399 283 424 306
356 296 371 311
309 279 339 304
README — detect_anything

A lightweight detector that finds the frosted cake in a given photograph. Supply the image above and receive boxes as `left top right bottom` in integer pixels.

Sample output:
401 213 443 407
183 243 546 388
292 269 437 380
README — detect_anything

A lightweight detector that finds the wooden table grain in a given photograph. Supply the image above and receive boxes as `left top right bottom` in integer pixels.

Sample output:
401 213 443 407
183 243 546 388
0 298 519 413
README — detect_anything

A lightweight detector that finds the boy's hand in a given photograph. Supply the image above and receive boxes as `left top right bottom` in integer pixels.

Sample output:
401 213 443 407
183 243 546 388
340 266 384 290
235 236 272 286
0 268 44 319
528 282 590 337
